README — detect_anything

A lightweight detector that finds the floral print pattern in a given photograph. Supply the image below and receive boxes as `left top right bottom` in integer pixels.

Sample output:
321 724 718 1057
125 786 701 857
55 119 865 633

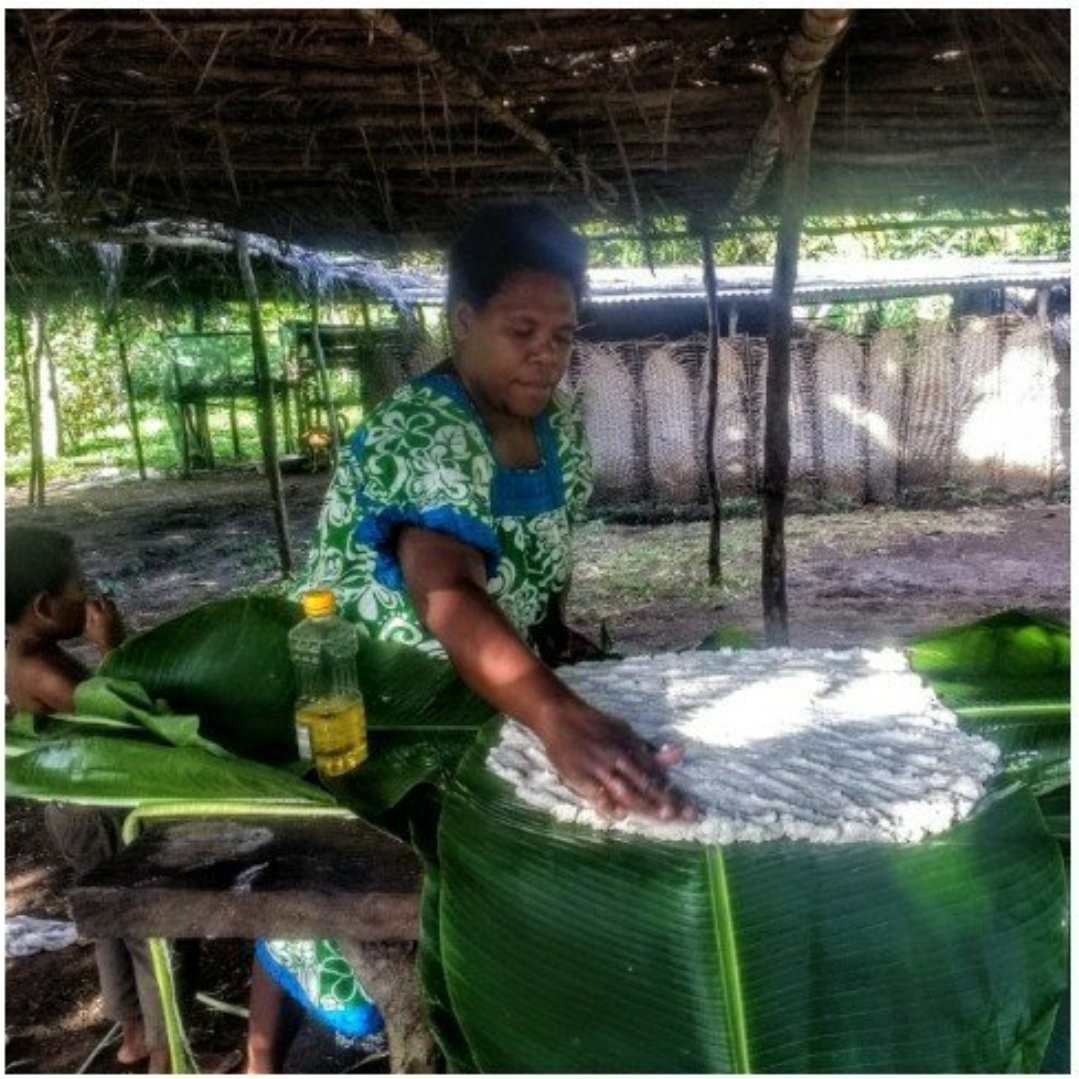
299 372 593 656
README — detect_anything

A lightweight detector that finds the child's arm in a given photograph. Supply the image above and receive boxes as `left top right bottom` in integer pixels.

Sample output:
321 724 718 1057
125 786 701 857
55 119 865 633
84 595 126 653
8 647 90 715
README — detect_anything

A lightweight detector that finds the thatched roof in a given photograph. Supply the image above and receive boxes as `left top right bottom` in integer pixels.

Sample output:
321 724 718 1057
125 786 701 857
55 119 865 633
6 8 1069 268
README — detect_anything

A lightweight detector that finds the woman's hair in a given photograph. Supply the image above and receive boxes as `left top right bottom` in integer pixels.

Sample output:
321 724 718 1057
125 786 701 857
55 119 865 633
447 201 588 310
6 526 78 624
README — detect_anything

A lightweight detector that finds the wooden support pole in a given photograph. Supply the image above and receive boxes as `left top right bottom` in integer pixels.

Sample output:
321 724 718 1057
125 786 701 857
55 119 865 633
762 77 823 646
700 230 723 586
236 232 294 577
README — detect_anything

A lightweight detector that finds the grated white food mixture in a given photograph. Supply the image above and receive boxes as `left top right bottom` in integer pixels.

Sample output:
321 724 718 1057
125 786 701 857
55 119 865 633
486 648 1001 845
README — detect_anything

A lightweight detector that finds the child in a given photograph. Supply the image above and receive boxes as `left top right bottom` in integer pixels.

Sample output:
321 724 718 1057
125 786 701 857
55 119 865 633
5 525 169 1072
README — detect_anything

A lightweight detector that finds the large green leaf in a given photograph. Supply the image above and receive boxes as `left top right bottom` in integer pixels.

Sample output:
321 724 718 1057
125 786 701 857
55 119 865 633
432 723 1068 1073
100 595 304 764
5 736 334 807
100 595 495 764
910 610 1069 796
9 596 493 825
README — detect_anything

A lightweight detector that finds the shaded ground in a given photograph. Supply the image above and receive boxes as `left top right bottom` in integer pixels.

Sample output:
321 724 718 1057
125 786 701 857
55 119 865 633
4 465 1070 1074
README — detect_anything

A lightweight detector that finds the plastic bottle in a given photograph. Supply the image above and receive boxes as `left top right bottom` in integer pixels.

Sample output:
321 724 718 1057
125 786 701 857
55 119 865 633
288 589 368 777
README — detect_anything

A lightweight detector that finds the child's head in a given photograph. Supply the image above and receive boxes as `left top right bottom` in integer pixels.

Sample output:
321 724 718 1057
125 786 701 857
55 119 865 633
5 526 87 637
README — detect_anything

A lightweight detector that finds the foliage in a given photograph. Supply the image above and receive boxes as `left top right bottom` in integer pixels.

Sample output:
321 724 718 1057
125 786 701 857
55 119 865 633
3 599 1069 1073
435 729 1065 1073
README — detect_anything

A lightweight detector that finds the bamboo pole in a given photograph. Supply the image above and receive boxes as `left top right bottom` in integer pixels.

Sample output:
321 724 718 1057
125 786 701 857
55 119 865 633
700 230 723 586
236 232 293 577
761 77 824 646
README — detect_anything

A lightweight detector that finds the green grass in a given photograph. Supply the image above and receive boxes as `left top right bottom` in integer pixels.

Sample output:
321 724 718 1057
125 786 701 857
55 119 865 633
5 408 270 486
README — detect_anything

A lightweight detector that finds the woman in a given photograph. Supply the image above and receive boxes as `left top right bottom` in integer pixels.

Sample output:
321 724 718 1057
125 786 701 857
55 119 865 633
309 201 692 820
248 203 693 1071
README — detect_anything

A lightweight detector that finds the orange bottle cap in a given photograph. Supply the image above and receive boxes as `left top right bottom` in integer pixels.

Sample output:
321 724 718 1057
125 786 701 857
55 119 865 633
301 589 336 617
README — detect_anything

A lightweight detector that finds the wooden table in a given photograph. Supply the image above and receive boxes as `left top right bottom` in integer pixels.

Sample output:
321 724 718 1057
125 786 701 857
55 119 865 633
70 812 435 1073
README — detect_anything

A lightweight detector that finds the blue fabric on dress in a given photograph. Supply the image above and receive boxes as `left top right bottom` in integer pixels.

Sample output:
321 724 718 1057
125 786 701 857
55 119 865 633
254 940 384 1038
355 501 502 589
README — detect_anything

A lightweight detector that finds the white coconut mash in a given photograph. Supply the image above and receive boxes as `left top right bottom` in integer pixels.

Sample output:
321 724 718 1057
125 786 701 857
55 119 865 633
486 648 1001 845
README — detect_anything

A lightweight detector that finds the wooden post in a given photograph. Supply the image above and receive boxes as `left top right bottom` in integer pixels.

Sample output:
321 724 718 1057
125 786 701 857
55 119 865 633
236 233 294 577
700 230 723 586
761 77 823 646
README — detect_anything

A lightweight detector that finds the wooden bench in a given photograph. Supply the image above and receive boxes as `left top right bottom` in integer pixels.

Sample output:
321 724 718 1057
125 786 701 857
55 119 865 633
70 813 436 1073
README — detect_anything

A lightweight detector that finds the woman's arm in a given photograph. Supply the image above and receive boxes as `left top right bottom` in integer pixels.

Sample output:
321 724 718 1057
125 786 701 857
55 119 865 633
397 526 694 822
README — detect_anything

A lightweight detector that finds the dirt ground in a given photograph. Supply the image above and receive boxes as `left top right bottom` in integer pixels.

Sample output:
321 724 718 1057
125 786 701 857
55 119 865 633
3 465 1070 1074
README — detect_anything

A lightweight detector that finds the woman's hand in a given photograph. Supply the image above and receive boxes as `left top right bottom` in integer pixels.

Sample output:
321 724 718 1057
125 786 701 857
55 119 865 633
398 526 696 824
537 703 697 822
84 595 126 653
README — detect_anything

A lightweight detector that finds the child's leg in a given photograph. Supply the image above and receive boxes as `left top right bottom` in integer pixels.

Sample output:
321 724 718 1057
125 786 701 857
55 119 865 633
45 804 153 1063
128 936 169 1066
91 936 148 1062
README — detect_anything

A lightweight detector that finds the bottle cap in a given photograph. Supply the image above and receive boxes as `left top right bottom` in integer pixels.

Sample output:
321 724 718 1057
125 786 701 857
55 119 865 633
301 589 336 617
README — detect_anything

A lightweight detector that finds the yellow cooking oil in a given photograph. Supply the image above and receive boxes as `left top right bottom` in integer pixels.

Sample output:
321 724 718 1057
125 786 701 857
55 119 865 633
289 588 368 779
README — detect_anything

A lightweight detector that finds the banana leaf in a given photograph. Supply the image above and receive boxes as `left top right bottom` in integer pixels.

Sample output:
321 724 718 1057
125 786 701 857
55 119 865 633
100 595 304 764
5 735 334 807
99 595 494 768
431 722 1069 1073
909 610 1069 796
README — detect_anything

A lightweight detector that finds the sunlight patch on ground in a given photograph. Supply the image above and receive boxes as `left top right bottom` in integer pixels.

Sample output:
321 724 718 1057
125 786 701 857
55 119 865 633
5 866 58 914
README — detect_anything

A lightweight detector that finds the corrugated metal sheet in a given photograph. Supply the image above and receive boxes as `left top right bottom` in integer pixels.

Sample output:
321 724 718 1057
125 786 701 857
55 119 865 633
398 256 1070 307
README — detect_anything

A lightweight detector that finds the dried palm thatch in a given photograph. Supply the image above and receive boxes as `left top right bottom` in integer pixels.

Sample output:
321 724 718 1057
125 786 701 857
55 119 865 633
5 8 1069 274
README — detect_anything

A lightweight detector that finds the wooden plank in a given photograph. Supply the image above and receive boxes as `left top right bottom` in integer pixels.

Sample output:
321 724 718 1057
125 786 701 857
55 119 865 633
70 815 421 942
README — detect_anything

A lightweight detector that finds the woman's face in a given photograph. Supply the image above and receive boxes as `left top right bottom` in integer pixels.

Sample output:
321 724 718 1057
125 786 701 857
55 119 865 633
450 270 577 422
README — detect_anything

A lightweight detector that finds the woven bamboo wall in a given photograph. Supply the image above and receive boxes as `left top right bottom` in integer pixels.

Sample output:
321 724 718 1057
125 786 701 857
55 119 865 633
571 314 1069 507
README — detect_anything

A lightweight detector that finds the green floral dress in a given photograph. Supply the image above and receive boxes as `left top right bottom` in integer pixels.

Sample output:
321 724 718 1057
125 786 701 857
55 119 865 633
302 370 594 650
259 370 593 1031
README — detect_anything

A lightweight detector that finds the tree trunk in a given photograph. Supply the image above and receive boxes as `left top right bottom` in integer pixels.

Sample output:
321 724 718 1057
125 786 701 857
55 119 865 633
762 78 822 646
172 362 192 479
236 232 293 577
37 322 59 460
309 297 339 466
28 309 48 506
226 353 243 458
114 317 148 479
46 339 66 457
700 231 723 586
15 311 41 506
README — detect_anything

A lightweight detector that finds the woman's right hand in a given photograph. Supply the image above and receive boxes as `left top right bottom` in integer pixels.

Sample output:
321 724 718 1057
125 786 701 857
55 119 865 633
537 703 697 822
